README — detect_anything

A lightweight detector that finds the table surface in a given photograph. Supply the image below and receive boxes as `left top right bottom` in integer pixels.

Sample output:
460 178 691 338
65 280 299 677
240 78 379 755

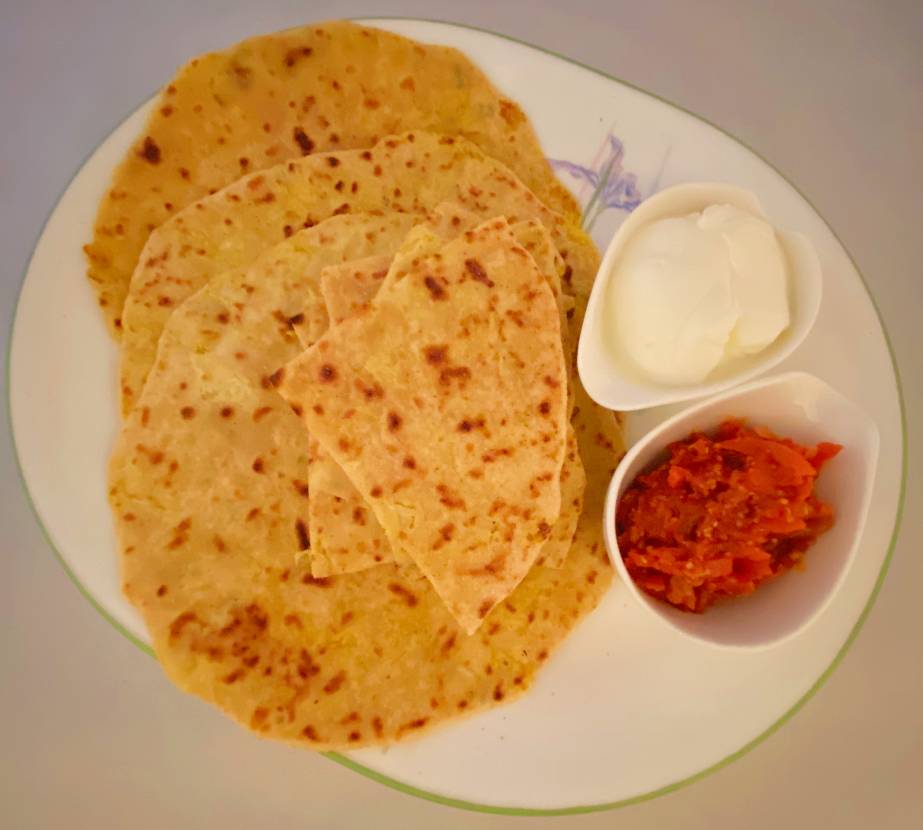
2 1 920 827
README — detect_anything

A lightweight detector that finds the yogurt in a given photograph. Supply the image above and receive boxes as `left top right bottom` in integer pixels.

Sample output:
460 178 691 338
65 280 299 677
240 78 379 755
606 203 790 386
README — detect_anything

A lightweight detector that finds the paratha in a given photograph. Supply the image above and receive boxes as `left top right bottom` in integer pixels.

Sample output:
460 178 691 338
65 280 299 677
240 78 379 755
310 216 584 575
112 211 623 749
85 21 579 337
277 218 569 633
117 131 598 414
99 21 627 751
111 213 417 590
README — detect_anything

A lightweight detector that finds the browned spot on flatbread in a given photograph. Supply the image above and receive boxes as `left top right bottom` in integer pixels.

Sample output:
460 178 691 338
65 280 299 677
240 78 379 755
168 611 200 642
424 345 447 364
138 136 161 163
284 47 312 68
388 583 418 607
295 519 310 550
398 717 429 735
464 258 494 287
436 483 466 510
293 127 314 154
439 366 471 387
424 275 447 300
323 671 347 694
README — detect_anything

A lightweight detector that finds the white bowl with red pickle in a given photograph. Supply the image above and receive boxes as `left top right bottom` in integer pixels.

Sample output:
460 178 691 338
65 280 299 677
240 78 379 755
604 372 879 649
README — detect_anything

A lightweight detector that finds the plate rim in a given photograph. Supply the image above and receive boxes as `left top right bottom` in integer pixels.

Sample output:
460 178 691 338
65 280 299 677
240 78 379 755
5 15 908 817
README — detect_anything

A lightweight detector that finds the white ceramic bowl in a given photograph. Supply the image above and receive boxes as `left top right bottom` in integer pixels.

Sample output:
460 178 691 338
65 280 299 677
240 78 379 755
603 371 879 649
578 183 823 411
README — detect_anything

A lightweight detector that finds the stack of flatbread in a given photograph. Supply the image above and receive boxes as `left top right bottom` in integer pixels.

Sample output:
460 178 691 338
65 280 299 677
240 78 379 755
101 22 624 750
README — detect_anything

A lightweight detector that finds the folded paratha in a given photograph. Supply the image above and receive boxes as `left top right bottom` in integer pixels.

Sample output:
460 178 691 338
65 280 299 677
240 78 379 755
309 215 584 576
278 218 568 632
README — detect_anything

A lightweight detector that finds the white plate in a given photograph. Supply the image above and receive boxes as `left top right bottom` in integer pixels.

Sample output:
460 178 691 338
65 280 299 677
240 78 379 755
8 18 905 815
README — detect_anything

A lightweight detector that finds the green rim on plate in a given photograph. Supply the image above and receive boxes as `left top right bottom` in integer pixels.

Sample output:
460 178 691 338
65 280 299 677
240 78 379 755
6 16 907 817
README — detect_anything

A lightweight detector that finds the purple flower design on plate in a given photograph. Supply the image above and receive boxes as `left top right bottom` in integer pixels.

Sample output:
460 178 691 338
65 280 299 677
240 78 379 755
549 133 644 232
